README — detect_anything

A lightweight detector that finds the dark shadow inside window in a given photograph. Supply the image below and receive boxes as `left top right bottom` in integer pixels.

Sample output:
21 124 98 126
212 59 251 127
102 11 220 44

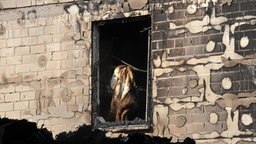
92 15 151 129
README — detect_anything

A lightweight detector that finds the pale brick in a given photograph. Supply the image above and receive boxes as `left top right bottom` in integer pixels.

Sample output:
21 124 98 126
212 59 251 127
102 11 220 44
1 0 16 9
22 55 36 63
59 0 73 2
46 61 61 70
44 0 59 4
5 66 15 75
35 0 44 5
53 34 63 42
45 25 60 35
61 60 73 69
0 84 15 93
5 93 20 102
30 63 46 72
37 18 46 26
21 110 33 119
29 27 44 36
71 87 83 96
6 56 22 65
15 64 30 73
46 43 60 52
8 29 14 38
0 58 7 66
29 100 37 109
52 51 68 60
60 40 74 51
22 72 37 81
16 0 31 7
13 29 29 38
31 44 45 54
8 21 23 29
22 37 37 46
14 101 29 110
38 35 53 44
7 38 22 47
0 94 4 102
0 48 14 57
0 103 13 112
21 91 35 100
15 46 30 56
16 85 31 92
0 40 7 48
0 112 5 117
6 111 21 119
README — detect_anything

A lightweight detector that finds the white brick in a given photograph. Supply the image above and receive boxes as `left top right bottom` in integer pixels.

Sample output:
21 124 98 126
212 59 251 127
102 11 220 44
5 93 20 102
0 94 4 102
52 51 68 60
53 34 63 42
14 101 29 110
0 103 13 112
0 40 7 48
35 0 44 5
46 61 61 70
0 48 14 57
0 112 5 117
22 55 36 63
31 44 45 54
29 100 37 109
60 40 74 51
5 66 15 75
13 29 29 38
6 111 21 119
6 56 22 65
0 58 7 66
15 46 30 56
7 38 22 47
29 27 44 36
45 25 60 35
30 63 46 72
17 0 31 7
1 85 15 93
22 37 37 46
1 0 16 9
46 43 60 52
15 64 30 73
16 85 31 92
21 91 35 100
59 0 73 2
22 72 37 81
38 35 52 44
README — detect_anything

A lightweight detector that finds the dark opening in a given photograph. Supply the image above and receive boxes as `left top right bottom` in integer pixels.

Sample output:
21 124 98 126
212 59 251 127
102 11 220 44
92 15 151 128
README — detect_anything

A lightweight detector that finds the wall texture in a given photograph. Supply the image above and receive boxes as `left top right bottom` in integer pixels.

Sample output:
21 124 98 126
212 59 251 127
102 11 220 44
0 0 149 137
1 0 256 143
151 0 256 143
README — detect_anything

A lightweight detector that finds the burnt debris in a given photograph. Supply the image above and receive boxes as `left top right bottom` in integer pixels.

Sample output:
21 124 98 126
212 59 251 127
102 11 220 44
0 118 195 144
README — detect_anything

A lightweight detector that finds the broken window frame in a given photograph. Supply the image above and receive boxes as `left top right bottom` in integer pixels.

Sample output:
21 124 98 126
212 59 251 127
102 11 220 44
91 15 152 131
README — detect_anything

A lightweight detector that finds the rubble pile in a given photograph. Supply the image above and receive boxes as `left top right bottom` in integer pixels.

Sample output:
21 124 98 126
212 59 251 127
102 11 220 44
0 118 195 144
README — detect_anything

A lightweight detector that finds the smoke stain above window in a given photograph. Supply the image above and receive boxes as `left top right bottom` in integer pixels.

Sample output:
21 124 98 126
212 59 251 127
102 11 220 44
92 15 151 131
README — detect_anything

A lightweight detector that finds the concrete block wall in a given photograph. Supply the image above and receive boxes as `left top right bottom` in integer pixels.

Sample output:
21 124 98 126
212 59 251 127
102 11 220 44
0 0 149 137
0 3 92 136
151 0 256 143
1 0 256 142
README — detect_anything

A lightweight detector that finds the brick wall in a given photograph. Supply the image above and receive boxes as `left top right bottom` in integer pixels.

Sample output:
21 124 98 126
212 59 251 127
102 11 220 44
0 0 149 136
151 0 256 143
2 0 256 142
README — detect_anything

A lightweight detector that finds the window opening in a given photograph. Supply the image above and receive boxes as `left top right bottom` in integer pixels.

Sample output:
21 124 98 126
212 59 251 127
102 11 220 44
92 15 151 131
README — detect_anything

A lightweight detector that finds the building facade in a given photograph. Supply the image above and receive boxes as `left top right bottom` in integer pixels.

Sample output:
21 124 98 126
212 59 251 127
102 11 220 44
0 0 256 143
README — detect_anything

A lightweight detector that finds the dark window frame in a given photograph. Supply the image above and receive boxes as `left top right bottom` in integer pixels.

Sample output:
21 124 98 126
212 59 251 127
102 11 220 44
91 15 152 131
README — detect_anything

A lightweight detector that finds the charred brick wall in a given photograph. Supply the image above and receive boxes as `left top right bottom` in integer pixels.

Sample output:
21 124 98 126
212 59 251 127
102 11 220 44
0 0 149 136
151 0 256 143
